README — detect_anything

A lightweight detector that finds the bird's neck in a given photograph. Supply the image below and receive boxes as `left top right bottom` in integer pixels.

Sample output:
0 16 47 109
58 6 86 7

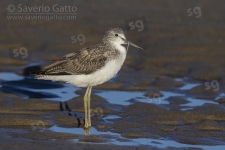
104 42 127 54
114 43 127 55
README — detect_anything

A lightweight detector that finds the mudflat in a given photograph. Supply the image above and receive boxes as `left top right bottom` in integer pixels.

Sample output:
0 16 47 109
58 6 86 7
0 0 225 149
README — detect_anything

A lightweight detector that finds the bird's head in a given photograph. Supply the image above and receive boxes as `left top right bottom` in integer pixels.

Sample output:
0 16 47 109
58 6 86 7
103 27 146 51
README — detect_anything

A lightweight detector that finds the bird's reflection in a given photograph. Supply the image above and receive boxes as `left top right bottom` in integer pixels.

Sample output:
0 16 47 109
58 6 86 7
59 101 91 135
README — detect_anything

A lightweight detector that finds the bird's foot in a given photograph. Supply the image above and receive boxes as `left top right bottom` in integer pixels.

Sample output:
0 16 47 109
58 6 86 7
84 127 91 135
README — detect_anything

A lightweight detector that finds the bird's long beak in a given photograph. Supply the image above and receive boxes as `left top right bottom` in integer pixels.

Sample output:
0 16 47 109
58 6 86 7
126 40 146 51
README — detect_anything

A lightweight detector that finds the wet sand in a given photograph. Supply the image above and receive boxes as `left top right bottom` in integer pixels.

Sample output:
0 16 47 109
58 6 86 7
0 0 225 149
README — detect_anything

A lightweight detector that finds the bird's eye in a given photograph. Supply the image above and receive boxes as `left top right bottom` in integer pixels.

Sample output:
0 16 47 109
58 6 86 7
115 34 118 37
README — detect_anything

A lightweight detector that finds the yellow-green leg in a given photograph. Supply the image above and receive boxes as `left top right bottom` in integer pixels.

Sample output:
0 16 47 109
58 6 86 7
84 86 90 128
87 86 92 127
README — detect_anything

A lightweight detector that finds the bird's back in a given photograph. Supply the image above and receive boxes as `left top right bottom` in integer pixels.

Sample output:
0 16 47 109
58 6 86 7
34 43 118 77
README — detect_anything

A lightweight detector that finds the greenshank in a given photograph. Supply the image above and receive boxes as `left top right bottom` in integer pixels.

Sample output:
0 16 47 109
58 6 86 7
33 27 146 128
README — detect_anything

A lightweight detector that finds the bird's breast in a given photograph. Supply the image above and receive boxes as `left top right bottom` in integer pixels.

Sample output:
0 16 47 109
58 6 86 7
83 52 126 86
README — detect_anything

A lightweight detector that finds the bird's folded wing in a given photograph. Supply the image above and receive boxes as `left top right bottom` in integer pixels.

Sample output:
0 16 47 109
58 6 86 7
34 45 108 75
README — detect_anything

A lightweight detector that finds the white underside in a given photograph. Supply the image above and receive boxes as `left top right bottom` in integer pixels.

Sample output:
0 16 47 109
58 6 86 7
37 44 127 87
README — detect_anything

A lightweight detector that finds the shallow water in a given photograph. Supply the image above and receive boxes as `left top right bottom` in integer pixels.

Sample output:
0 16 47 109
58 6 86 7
0 72 220 108
49 125 225 149
0 71 225 149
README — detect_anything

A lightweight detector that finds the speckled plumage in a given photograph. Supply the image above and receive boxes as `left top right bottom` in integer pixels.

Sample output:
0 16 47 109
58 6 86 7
34 43 119 76
33 27 146 88
33 27 129 87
